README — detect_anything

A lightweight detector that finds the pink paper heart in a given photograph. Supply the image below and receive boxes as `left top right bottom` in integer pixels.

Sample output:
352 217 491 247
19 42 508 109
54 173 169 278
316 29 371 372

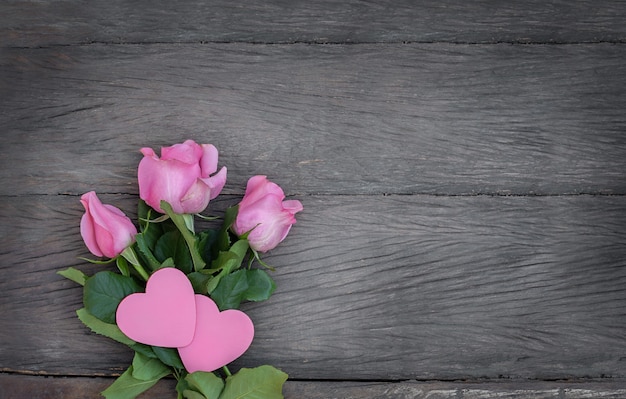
178 295 254 373
116 267 196 347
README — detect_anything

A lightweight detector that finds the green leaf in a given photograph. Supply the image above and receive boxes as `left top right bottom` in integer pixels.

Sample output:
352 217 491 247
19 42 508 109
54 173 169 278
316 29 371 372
243 269 276 302
176 378 192 398
216 205 239 253
207 239 250 294
77 309 155 360
138 198 154 224
154 230 193 274
185 371 224 399
206 254 240 294
58 267 88 286
183 390 207 399
138 198 176 250
76 308 136 346
152 346 185 369
139 217 165 250
131 352 170 381
198 229 220 265
116 256 131 277
129 343 157 359
135 234 162 271
101 363 169 399
210 251 240 274
229 239 249 263
220 365 287 399
211 269 276 310
222 205 239 233
83 271 143 324
120 246 150 282
211 269 249 310
161 201 206 272
187 271 211 295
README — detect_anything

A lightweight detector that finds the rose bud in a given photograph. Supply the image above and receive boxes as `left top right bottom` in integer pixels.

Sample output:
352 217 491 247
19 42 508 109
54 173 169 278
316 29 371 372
138 140 227 214
233 175 303 252
80 191 138 258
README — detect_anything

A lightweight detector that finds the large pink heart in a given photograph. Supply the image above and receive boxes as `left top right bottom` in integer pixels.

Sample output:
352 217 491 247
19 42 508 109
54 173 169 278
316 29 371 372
116 267 196 347
178 295 254 373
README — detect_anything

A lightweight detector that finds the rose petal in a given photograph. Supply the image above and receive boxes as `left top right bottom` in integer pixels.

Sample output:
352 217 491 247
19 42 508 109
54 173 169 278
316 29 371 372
199 144 219 177
205 166 227 200
140 147 156 157
180 179 212 214
240 176 285 208
138 156 200 213
233 193 284 235
282 199 304 213
80 212 104 257
160 140 202 164
79 191 136 258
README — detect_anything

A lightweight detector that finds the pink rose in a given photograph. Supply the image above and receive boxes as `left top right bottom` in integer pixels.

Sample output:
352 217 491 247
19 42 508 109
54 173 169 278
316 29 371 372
80 191 138 258
233 176 303 252
138 140 227 214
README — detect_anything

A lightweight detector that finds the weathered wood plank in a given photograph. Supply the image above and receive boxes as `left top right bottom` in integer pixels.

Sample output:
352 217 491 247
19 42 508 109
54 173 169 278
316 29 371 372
2 374 626 399
1 194 625 380
1 0 626 47
1 43 625 196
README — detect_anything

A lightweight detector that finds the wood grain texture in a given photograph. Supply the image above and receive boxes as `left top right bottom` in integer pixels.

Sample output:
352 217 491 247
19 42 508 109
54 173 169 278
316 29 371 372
2 374 626 399
1 43 625 196
2 1 626 394
1 194 625 380
1 0 626 47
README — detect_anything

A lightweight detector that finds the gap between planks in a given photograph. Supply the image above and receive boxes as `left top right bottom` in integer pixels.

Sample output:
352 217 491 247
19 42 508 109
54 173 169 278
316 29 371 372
2 373 626 399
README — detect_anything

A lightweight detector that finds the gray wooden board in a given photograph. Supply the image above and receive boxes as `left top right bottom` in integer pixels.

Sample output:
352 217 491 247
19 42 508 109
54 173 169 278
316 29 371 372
1 194 625 380
1 374 626 399
2 0 626 47
1 43 625 197
2 2 626 394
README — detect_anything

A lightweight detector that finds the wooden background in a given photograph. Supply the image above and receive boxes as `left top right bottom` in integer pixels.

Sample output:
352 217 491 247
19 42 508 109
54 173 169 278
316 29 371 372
1 1 626 398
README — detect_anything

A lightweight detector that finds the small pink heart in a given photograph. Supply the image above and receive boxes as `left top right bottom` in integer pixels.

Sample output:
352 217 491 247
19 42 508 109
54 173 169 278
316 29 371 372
116 267 196 347
178 295 254 373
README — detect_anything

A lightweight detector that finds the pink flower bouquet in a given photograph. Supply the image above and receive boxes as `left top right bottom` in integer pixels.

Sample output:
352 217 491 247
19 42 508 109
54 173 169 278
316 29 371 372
59 140 302 399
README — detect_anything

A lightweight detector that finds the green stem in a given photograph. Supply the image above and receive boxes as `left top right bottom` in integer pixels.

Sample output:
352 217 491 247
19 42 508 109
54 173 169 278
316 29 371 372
251 248 275 271
182 213 195 234
173 368 186 399
161 201 206 272
120 246 149 281
222 366 232 377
